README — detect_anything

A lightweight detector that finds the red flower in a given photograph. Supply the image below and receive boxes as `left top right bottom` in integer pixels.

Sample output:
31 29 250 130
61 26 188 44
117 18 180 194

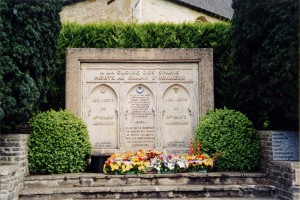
138 157 143 161
168 155 172 159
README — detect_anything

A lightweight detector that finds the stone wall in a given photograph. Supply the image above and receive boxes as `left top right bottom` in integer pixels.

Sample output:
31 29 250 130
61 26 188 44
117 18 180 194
268 161 300 200
259 131 300 200
0 134 29 200
0 131 298 200
0 165 19 200
259 131 273 173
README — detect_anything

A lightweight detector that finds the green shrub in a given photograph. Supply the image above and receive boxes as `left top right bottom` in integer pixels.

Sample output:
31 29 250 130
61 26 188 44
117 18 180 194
195 108 260 172
28 110 92 174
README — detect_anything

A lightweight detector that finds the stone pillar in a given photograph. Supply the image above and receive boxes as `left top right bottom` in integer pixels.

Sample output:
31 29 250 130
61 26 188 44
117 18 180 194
0 165 19 200
0 134 30 199
259 131 273 173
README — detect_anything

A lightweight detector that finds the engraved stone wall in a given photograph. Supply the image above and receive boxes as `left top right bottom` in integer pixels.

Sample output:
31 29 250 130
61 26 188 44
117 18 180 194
66 48 213 154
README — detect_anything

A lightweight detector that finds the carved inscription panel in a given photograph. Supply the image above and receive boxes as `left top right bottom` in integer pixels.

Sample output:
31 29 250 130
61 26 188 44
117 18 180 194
86 84 118 150
162 84 192 149
81 63 199 153
125 85 155 149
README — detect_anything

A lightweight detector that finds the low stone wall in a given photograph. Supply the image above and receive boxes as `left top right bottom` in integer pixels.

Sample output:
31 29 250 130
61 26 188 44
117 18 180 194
259 131 300 200
0 131 298 200
0 165 19 200
0 134 29 200
268 161 299 200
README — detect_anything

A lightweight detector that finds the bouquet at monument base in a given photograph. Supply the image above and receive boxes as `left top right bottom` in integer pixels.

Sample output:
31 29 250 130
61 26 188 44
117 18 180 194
103 140 220 174
103 150 150 175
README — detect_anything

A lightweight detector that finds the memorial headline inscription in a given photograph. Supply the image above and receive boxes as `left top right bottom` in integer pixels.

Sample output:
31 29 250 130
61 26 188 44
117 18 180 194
66 49 213 154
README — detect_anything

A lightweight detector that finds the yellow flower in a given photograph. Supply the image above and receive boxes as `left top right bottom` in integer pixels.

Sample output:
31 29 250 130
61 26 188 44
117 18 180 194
122 164 128 172
126 165 133 171
110 164 116 171
144 162 149 167
117 162 122 166
103 164 107 173
111 163 120 171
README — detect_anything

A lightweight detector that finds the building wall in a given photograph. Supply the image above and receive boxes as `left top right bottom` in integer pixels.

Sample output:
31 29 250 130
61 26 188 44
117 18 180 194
60 0 133 24
60 0 222 24
138 0 219 23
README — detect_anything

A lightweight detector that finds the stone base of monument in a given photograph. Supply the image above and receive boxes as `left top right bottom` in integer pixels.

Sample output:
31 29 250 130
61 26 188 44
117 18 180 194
19 172 277 199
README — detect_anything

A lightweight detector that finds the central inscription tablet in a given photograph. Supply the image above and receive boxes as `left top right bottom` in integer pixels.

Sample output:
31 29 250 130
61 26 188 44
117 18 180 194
66 49 213 154
125 85 155 149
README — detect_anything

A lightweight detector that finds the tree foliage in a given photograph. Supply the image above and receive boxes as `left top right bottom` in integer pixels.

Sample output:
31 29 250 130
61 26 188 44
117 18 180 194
0 0 62 133
231 0 299 130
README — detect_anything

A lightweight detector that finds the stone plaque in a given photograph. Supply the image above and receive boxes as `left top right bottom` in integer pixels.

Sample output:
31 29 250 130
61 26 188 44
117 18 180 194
272 131 299 161
85 84 119 150
162 84 192 151
124 85 155 149
66 49 213 154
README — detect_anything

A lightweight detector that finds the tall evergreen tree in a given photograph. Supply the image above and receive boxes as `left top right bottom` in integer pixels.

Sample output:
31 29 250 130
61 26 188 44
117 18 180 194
231 0 299 130
0 0 62 133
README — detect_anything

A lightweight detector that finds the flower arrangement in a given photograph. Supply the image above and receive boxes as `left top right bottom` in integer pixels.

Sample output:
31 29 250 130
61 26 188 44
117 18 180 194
103 139 220 174
148 153 188 173
183 153 214 172
103 150 150 175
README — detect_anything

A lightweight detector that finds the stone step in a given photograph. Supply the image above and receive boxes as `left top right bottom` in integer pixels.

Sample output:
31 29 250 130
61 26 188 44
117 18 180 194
80 198 277 200
20 198 278 200
19 184 276 200
23 172 269 188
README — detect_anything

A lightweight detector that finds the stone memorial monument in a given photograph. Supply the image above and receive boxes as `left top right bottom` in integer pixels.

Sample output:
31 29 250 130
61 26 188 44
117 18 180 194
66 48 213 154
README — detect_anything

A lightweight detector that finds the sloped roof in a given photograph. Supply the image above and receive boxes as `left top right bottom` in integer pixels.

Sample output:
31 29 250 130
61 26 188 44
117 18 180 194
170 0 233 20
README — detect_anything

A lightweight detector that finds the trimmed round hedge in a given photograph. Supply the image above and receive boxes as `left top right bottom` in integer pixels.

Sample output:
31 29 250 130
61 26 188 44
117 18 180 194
28 110 92 174
195 108 260 172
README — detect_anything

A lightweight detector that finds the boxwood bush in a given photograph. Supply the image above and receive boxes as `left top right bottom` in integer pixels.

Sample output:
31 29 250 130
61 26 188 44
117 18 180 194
195 108 260 172
28 110 92 174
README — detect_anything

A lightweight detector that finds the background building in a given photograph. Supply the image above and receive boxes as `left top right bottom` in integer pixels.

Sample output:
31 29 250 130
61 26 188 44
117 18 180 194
61 0 233 24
